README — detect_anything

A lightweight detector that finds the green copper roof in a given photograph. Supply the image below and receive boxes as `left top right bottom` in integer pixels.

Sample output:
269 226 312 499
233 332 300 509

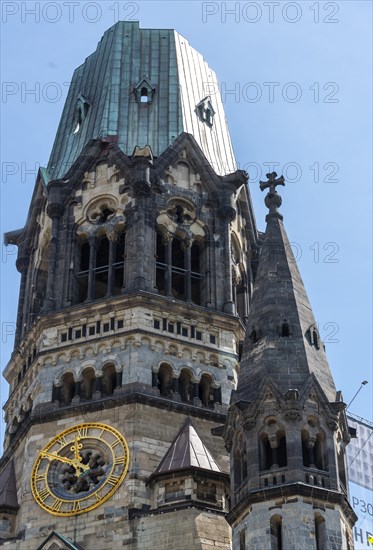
48 21 236 180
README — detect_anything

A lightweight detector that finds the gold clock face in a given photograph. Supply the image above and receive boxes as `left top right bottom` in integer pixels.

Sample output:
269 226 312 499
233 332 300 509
31 423 129 516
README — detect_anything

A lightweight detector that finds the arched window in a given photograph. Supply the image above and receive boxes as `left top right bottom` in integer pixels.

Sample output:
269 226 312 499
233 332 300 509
270 515 283 550
337 449 347 492
199 374 214 407
76 229 125 304
113 232 125 294
157 364 173 397
249 328 258 344
80 368 96 400
172 238 185 300
302 430 328 471
191 242 202 305
156 233 202 304
140 87 148 103
95 236 110 299
156 232 167 296
102 364 117 396
281 322 290 337
312 329 319 349
234 434 248 489
78 240 90 302
259 432 287 470
60 373 75 405
179 369 192 402
239 529 246 550
315 514 327 550
259 435 273 471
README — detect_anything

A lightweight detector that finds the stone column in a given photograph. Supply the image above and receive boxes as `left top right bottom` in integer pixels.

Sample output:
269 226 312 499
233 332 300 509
218 196 236 314
87 237 97 302
15 256 30 345
72 380 81 405
165 235 173 296
44 203 65 312
152 371 158 388
93 375 102 400
172 376 180 401
52 383 61 404
132 155 152 291
106 233 117 297
183 238 193 302
192 382 201 406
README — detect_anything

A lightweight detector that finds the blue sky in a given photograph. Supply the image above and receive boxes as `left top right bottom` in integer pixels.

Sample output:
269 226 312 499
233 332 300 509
1 1 372 444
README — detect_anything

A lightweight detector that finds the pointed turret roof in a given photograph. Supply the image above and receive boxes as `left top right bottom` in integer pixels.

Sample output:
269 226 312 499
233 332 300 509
151 419 221 478
0 460 18 511
236 173 336 403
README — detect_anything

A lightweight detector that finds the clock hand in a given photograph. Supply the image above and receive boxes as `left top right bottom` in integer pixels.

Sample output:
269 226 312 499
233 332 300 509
38 450 90 472
70 435 83 463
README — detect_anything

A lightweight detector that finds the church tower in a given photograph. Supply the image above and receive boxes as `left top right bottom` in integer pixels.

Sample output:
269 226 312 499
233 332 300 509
223 176 357 549
0 22 258 549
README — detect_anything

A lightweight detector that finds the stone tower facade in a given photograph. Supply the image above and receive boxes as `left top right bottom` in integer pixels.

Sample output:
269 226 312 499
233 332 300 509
0 22 356 550
0 22 258 549
223 176 357 549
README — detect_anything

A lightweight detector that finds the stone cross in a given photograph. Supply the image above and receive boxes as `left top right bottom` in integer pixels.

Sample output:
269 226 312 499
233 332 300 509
259 172 285 193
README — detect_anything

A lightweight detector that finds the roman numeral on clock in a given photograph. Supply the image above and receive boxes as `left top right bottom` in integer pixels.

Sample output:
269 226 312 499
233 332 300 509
38 487 50 502
34 473 46 483
77 426 88 438
71 500 81 512
51 499 63 512
56 435 68 447
107 474 120 486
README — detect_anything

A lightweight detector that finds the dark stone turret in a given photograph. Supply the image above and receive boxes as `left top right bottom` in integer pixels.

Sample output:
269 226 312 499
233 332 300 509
237 173 336 403
224 174 356 550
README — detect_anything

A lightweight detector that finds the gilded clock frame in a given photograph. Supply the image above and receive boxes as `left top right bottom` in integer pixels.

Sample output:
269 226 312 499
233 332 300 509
31 422 129 516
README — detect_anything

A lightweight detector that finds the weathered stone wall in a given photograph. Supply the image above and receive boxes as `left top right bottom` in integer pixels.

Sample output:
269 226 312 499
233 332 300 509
233 498 353 550
1 404 229 549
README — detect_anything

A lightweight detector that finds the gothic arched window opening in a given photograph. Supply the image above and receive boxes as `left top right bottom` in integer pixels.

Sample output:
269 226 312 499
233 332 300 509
77 231 125 303
140 87 148 103
234 435 248 489
239 529 246 550
259 433 287 470
172 237 185 300
60 373 75 405
281 322 290 337
95 236 110 299
315 514 327 550
191 242 202 305
80 368 96 400
102 364 117 396
179 369 192 402
156 233 203 305
302 430 328 471
337 449 347 492
157 364 173 397
199 374 214 407
270 515 283 550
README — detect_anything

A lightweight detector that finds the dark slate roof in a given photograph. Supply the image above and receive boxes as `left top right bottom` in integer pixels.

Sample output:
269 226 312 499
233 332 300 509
36 531 85 550
237 213 337 403
0 461 18 510
47 21 235 180
153 419 221 476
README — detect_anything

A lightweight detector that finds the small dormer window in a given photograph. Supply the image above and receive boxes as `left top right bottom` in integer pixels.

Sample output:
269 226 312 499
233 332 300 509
196 96 215 127
140 87 148 103
134 76 155 104
73 94 90 135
